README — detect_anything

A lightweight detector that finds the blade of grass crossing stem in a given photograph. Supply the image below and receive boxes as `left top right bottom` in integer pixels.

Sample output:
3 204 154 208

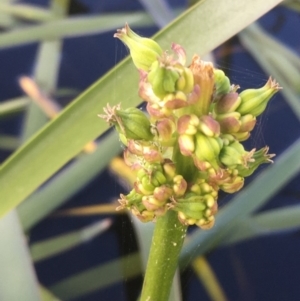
192 256 228 301
0 211 41 301
180 138 300 267
50 253 142 300
30 219 112 262
17 131 121 231
0 0 284 216
221 205 300 246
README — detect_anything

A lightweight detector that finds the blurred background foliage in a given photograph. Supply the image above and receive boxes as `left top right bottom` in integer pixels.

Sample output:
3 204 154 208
0 0 300 300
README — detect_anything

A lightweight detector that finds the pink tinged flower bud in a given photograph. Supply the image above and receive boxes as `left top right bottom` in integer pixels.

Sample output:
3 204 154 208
146 103 172 119
189 55 215 116
238 114 256 132
173 175 187 196
153 185 173 202
114 23 163 71
198 115 220 137
177 114 199 135
220 176 244 193
142 195 165 211
132 207 155 222
163 91 188 109
236 77 281 117
155 118 176 146
216 112 241 133
178 134 195 156
171 43 187 65
196 216 215 229
214 92 241 114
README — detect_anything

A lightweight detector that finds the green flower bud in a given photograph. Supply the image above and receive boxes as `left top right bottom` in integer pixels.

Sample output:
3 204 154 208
114 23 163 71
174 193 206 220
236 146 275 177
219 140 247 168
236 77 281 116
117 190 143 210
147 60 180 99
214 92 241 114
175 67 195 94
214 69 231 97
115 107 154 140
100 104 154 141
194 133 222 170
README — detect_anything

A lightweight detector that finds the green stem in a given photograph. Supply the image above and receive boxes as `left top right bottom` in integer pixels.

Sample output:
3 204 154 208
140 210 187 301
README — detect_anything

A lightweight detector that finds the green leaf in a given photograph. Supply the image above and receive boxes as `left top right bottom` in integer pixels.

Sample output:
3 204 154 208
18 131 121 231
221 205 300 246
0 0 283 216
0 97 29 117
0 211 41 301
50 253 142 300
31 219 111 262
0 13 153 48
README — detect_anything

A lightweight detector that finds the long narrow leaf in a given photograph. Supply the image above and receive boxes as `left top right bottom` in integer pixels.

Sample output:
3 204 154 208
31 219 111 262
0 211 41 301
50 253 142 300
221 205 300 246
0 13 153 48
0 0 283 217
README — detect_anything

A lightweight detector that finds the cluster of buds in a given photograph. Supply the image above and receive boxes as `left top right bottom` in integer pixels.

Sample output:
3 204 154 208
100 24 280 229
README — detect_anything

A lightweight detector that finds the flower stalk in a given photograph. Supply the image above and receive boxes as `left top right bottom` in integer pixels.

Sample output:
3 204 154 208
100 24 280 301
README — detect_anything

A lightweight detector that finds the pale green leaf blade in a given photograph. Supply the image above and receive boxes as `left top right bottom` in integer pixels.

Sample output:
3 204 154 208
0 211 41 301
0 13 153 48
18 131 121 231
50 253 142 300
0 0 283 216
31 219 111 262
222 205 300 246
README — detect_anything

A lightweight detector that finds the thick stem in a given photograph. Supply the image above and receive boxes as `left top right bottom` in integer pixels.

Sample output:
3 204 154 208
140 210 187 301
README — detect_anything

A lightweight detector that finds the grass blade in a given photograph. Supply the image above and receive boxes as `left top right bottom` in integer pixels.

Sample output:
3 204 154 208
0 211 41 301
31 219 112 262
50 253 142 300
